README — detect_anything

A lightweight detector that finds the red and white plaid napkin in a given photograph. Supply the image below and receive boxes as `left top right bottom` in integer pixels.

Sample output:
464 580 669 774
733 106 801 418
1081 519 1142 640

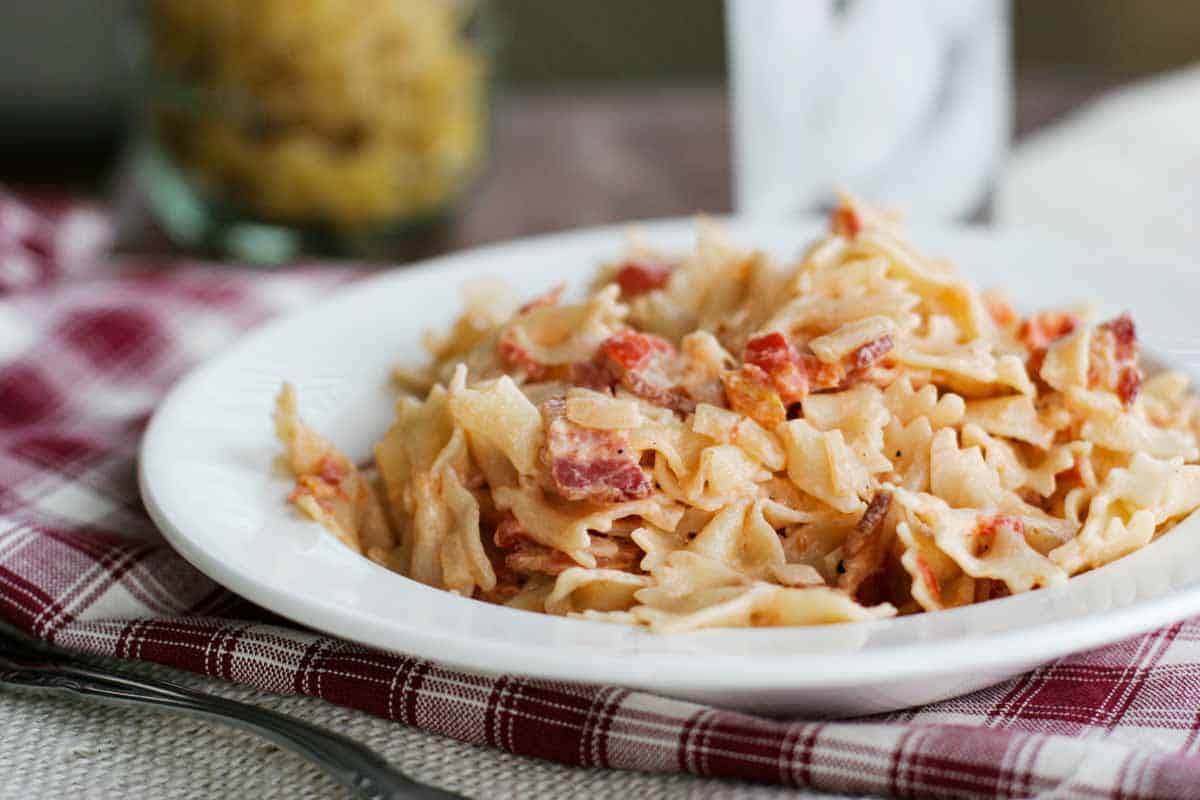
3 192 1200 799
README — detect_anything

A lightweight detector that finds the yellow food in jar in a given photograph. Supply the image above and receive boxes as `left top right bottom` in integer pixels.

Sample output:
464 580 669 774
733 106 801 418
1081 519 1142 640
146 0 487 228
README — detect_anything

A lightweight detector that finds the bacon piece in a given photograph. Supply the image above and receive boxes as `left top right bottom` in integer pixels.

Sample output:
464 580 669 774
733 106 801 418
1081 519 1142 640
615 260 672 297
743 332 808 403
1019 311 1077 351
857 491 893 537
541 398 652 503
837 490 893 605
586 535 642 572
1090 313 1141 406
519 284 564 314
740 330 892 403
493 512 527 549
551 457 651 504
1117 366 1142 406
598 330 694 413
722 364 787 428
849 335 894 371
1100 313 1137 361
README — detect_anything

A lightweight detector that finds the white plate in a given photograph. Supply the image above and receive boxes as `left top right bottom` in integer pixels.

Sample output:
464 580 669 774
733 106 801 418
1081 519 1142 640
141 217 1200 717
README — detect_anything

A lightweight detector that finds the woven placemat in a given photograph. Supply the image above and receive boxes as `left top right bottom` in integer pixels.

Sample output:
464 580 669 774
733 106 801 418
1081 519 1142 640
0 646 855 800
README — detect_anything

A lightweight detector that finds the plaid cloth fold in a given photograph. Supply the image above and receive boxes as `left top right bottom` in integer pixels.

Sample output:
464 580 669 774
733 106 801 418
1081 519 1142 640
3 192 1200 800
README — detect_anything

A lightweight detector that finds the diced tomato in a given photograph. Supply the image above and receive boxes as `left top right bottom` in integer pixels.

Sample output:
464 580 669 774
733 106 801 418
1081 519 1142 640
744 332 796 372
1019 311 1078 351
615 261 672 297
830 204 862 238
743 332 809 403
599 329 674 370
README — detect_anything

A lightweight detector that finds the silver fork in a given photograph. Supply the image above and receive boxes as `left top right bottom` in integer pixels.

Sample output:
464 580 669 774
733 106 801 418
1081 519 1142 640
0 629 460 800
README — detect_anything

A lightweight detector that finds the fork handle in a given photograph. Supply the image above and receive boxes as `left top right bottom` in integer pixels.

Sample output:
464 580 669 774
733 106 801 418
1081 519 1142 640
1 666 460 800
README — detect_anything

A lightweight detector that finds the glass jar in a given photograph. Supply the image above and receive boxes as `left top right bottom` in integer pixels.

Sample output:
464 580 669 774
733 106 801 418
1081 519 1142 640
134 0 497 262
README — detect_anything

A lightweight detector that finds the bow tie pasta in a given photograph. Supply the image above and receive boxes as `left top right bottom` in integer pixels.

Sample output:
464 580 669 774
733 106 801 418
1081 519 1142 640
276 197 1200 633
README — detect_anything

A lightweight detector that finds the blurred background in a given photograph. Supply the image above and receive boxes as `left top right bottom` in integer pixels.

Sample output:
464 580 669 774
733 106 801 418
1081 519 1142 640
1 0 1198 257
5 0 1199 175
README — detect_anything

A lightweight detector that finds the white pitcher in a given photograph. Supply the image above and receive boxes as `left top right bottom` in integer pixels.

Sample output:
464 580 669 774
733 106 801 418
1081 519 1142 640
727 0 1011 220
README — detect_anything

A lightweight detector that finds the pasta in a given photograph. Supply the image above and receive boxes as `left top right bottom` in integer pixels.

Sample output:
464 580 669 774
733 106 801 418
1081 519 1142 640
275 195 1200 633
